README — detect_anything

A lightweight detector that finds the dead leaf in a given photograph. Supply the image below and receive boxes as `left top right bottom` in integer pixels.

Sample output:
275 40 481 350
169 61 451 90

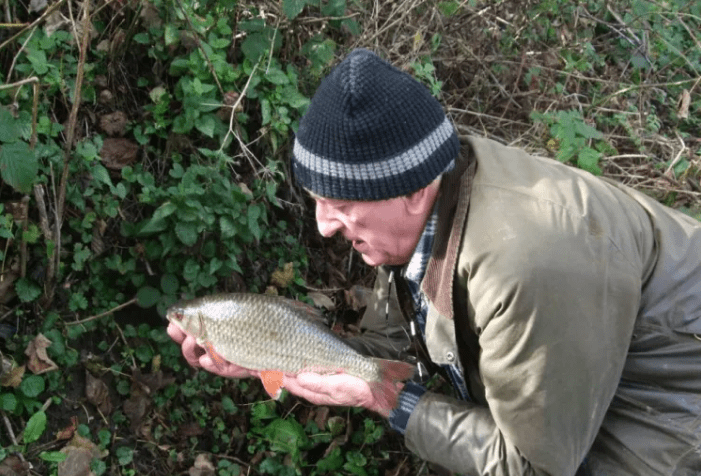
178 422 205 438
24 334 58 375
133 368 175 394
56 416 79 441
99 111 128 136
0 364 25 388
58 434 106 476
44 11 68 37
28 0 47 12
678 89 691 120
313 406 330 431
123 388 151 433
270 262 295 288
140 1 163 29
188 454 216 476
85 371 112 415
307 292 335 311
100 138 139 170
345 285 373 311
0 455 30 476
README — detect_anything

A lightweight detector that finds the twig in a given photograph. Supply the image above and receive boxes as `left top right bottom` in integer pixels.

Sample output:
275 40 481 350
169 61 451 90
0 0 67 52
29 80 39 149
664 132 687 177
65 297 137 326
19 196 29 278
0 76 38 90
1 409 26 462
50 0 91 307
5 26 36 83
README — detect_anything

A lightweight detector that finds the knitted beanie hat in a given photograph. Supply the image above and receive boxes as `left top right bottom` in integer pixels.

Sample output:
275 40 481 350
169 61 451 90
292 49 459 201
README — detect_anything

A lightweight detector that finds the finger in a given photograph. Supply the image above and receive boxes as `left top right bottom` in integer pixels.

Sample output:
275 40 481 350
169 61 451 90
181 335 205 367
166 323 186 344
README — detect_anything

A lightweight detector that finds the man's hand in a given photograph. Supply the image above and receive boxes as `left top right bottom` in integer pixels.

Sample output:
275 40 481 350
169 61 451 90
282 372 404 418
167 323 258 379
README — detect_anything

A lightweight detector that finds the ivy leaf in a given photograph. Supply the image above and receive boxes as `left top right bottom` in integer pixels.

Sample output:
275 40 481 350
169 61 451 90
136 286 160 308
282 0 306 20
160 274 179 295
15 277 42 303
20 375 45 398
0 393 18 412
0 141 39 193
23 410 47 443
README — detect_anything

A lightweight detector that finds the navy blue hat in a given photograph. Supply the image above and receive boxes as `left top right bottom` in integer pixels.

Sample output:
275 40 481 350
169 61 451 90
292 49 459 201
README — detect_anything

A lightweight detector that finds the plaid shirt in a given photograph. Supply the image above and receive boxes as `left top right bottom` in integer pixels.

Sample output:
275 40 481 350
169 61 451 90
389 199 471 434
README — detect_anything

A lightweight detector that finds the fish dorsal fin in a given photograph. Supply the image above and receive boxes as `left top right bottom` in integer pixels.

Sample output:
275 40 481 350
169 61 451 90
285 298 328 325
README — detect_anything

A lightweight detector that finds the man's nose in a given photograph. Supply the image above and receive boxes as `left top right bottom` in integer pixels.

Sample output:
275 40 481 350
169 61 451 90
316 201 344 238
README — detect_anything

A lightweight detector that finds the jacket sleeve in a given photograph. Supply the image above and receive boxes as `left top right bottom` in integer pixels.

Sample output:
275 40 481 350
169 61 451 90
403 193 644 475
343 266 412 360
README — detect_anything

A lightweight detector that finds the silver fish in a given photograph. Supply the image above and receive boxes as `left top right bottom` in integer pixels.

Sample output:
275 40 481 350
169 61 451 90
167 293 415 401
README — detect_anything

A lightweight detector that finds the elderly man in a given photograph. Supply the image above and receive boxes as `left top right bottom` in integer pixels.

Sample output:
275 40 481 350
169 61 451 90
169 49 701 475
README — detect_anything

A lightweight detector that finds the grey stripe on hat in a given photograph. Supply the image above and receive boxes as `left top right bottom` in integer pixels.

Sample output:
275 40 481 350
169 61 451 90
293 117 455 181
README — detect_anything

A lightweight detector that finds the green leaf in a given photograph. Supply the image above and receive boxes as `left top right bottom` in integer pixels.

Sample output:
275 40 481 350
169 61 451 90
577 147 602 175
221 396 237 414
23 411 47 443
160 274 179 295
321 0 345 17
0 393 18 412
137 286 161 308
195 114 217 138
133 33 150 44
247 205 262 241
39 451 68 463
265 67 289 85
21 375 45 398
140 202 177 234
0 108 19 143
164 24 179 46
0 141 39 193
175 221 198 246
283 0 306 19
115 446 134 465
317 446 343 472
15 277 42 303
438 1 461 16
241 32 269 62
91 163 114 188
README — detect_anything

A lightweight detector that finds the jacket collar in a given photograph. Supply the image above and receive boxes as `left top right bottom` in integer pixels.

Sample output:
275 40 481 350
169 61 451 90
421 138 476 320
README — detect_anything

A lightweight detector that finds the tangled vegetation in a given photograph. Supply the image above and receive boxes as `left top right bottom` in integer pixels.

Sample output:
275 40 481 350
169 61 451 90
0 0 699 475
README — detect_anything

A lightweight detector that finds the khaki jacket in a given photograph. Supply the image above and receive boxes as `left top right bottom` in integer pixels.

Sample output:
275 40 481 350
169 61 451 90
353 136 701 475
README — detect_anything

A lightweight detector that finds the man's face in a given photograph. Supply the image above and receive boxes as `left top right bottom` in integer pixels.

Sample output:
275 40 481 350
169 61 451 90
313 194 428 267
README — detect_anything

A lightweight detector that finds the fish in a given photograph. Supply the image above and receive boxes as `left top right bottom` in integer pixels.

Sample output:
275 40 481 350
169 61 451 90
166 293 415 406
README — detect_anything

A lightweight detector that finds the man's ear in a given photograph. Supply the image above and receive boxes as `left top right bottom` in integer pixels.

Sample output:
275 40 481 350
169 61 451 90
404 182 439 216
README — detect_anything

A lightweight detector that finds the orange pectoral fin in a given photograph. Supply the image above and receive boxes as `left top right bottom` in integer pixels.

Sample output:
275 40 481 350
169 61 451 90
203 341 227 370
260 370 285 400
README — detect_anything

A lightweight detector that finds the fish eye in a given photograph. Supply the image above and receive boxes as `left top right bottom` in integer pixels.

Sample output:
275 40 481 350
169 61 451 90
172 311 184 321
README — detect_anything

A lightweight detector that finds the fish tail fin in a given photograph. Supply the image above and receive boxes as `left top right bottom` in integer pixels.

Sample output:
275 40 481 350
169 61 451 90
368 359 416 411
